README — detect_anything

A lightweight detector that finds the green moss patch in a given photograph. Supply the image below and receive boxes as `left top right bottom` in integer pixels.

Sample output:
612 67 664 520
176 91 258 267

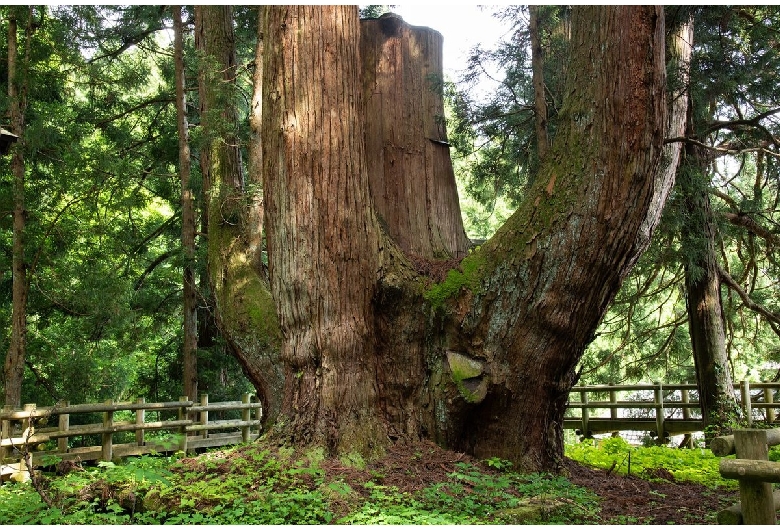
423 253 485 309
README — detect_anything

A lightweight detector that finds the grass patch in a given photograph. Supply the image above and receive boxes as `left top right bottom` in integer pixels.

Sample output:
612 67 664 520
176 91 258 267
565 436 735 489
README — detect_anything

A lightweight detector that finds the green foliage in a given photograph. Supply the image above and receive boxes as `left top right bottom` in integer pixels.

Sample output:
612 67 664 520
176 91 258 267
566 438 734 489
359 6 393 19
484 456 514 471
339 460 597 525
0 5 257 409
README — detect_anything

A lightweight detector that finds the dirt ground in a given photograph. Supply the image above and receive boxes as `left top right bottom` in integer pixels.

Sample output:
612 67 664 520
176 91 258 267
318 440 739 524
563 458 738 524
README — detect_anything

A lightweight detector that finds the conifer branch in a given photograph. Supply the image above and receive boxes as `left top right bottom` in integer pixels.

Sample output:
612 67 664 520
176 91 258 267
718 266 780 337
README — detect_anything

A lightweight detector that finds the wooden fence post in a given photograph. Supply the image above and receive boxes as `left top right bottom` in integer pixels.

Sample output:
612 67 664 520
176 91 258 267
580 389 590 439
735 429 776 525
178 396 189 453
654 382 665 444
135 398 146 446
741 381 753 427
102 399 114 462
766 387 776 423
681 387 693 449
58 402 70 453
241 393 251 443
610 388 619 437
1 405 12 462
21 403 35 439
200 394 209 440
253 396 262 435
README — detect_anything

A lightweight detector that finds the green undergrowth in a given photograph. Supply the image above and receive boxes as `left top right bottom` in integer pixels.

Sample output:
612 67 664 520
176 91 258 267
0 442 599 525
565 437 738 489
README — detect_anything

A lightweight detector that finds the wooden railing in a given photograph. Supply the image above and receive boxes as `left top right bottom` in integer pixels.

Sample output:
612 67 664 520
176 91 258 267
4 381 779 468
712 428 780 524
0 393 262 468
565 381 780 441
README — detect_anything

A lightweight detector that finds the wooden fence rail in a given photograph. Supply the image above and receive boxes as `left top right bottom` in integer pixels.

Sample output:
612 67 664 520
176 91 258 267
3 381 779 472
712 428 780 524
565 381 780 442
0 393 262 472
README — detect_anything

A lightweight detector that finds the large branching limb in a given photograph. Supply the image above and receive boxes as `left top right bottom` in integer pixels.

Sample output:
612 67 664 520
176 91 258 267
665 137 779 159
721 211 780 247
711 187 780 247
703 107 780 145
719 266 780 338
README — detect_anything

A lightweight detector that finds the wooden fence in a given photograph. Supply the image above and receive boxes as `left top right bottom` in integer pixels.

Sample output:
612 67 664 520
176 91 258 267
3 380 780 470
564 381 780 442
0 394 262 472
712 428 780 524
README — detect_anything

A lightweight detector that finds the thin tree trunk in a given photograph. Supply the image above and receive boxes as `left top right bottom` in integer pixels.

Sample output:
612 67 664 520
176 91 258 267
682 154 740 432
4 9 30 409
668 19 740 435
684 187 740 433
173 5 198 404
199 5 283 425
529 6 549 160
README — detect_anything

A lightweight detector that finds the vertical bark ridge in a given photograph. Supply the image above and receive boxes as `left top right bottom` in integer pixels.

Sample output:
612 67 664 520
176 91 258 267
198 5 284 427
264 6 386 454
361 14 470 260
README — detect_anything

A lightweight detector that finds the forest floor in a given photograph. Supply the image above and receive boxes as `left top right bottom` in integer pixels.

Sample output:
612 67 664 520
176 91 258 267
305 440 739 524
563 458 737 524
18 437 740 524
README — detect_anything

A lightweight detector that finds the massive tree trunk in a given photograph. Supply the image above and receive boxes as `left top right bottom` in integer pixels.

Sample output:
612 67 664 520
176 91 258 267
439 6 666 469
257 5 668 471
4 9 30 409
173 5 198 405
263 6 386 454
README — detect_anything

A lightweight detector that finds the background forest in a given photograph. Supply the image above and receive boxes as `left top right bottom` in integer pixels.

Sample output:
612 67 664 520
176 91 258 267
2 5 780 428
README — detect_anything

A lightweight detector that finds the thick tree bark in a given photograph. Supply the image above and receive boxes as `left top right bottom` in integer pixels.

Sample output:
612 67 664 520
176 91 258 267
173 5 198 406
4 10 30 409
247 6 265 274
441 6 667 469
638 19 692 248
193 5 218 379
258 5 668 471
198 5 283 424
360 14 470 259
263 6 386 454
